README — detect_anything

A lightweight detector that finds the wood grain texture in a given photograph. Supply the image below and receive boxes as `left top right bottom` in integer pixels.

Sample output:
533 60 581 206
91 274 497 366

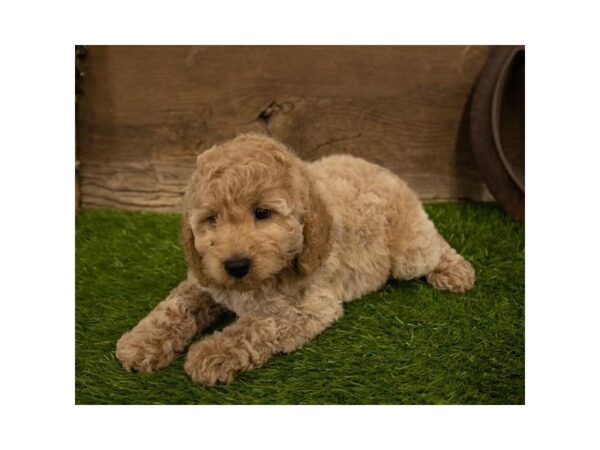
77 45 493 212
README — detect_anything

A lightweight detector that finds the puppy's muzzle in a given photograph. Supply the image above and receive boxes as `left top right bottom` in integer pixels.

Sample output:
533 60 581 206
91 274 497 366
224 257 251 279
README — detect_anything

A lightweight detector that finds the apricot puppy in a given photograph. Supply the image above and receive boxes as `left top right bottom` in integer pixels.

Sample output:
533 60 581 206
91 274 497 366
116 134 475 385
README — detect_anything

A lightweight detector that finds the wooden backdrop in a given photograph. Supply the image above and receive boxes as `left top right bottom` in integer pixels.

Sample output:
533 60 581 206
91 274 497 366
77 46 493 212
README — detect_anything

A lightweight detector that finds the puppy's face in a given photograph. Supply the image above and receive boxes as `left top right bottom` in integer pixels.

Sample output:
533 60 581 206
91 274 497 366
183 136 307 290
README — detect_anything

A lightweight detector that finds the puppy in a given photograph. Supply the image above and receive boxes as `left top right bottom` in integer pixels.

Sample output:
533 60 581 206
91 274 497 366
116 134 475 385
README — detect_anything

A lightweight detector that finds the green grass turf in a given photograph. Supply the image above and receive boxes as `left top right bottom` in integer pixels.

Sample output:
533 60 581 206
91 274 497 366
76 203 524 404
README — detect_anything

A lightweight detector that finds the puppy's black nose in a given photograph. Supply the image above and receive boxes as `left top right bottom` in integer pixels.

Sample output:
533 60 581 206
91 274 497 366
224 257 251 279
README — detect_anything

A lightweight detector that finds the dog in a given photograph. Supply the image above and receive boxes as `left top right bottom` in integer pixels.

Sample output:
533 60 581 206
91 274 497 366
116 134 475 385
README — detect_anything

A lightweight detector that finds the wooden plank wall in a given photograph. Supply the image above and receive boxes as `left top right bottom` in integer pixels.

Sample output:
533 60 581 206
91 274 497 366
77 46 493 212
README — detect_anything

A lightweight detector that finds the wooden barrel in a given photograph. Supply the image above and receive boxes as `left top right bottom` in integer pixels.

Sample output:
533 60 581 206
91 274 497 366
470 46 525 221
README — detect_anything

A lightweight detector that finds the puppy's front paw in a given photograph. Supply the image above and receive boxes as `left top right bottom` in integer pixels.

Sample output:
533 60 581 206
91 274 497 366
116 329 177 374
184 335 247 386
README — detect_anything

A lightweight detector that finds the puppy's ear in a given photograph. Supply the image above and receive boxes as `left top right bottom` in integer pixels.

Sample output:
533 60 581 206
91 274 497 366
181 217 209 286
297 175 332 275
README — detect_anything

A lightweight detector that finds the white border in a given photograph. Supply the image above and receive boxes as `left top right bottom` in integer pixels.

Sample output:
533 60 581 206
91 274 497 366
2 1 600 449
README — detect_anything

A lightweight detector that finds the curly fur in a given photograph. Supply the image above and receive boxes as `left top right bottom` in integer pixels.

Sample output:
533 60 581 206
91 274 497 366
116 134 475 385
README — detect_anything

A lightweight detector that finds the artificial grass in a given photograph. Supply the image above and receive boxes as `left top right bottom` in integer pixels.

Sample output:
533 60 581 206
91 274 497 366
75 203 524 404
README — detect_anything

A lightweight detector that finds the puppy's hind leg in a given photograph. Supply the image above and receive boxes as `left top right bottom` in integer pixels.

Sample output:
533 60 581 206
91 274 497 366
390 208 443 283
389 207 474 293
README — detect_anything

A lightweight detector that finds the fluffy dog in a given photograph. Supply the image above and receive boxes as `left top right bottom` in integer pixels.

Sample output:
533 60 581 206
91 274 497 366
116 134 475 385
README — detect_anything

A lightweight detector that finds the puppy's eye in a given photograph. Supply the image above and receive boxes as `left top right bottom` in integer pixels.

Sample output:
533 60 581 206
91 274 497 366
255 208 271 220
207 214 217 226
